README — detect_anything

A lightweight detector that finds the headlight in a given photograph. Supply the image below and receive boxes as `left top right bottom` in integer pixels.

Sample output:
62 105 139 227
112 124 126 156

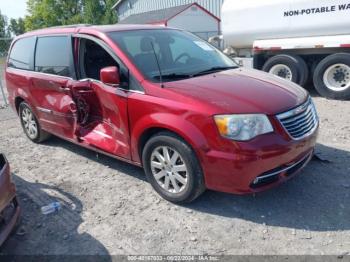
214 114 273 141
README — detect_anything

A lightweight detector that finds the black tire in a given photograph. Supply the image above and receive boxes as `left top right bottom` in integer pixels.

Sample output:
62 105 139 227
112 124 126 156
262 54 309 86
313 53 350 100
19 102 51 143
142 132 205 203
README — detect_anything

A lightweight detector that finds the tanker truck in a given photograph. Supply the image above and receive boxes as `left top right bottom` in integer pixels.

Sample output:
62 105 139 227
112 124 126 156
218 0 350 100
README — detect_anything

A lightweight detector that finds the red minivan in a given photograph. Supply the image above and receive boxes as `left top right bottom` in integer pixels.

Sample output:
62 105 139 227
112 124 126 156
6 25 319 203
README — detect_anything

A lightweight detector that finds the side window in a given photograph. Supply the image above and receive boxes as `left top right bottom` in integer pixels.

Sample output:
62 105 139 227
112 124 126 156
79 39 119 81
79 38 135 90
8 37 36 70
35 36 72 77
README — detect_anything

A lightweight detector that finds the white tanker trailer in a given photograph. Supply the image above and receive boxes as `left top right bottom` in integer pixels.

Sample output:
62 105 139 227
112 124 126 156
218 0 350 100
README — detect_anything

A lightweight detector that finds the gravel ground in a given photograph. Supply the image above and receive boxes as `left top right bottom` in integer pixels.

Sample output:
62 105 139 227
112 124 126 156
0 88 349 256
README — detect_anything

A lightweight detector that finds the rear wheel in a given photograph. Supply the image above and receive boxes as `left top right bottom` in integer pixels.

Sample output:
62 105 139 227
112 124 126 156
262 54 309 86
142 132 205 203
19 102 51 143
313 53 350 100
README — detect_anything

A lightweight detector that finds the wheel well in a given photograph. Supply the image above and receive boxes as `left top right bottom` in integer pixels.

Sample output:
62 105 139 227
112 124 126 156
138 127 191 163
138 128 172 158
14 97 25 114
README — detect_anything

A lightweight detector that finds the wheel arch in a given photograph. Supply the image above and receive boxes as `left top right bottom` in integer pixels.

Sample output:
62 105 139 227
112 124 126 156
13 87 31 115
131 114 210 165
14 96 25 114
138 127 169 161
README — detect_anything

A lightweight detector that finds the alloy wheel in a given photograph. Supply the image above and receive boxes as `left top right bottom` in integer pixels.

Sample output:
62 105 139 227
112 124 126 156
150 146 188 194
21 107 38 139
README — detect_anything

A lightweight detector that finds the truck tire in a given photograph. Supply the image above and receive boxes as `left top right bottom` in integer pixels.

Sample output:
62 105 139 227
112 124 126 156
313 53 350 100
262 54 309 87
142 131 205 203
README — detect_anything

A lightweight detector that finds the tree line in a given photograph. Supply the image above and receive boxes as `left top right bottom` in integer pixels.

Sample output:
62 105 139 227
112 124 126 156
0 11 24 37
0 0 117 38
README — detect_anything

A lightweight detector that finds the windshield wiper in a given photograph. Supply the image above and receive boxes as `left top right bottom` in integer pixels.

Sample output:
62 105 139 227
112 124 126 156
152 66 237 82
193 66 237 77
153 73 192 81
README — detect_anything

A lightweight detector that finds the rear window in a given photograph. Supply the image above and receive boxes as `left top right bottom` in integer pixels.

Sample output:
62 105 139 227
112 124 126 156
8 37 36 70
35 36 72 77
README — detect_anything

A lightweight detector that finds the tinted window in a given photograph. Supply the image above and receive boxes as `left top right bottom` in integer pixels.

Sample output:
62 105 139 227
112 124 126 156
8 37 36 70
35 36 71 77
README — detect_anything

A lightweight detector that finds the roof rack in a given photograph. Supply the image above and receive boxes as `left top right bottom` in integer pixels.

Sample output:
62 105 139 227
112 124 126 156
48 24 92 29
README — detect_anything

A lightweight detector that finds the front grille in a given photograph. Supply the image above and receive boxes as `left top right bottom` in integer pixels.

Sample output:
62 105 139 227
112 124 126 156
277 98 319 140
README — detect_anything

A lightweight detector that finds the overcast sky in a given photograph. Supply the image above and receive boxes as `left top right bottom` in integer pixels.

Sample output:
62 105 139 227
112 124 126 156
0 0 28 20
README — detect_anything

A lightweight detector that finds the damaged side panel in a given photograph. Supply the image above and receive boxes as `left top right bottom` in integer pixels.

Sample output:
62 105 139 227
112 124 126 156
71 81 131 159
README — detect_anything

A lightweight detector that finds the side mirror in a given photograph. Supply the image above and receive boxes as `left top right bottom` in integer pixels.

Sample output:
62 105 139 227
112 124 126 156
100 66 120 86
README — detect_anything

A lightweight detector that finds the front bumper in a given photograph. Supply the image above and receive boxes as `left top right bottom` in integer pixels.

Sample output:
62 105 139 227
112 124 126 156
0 154 20 246
250 150 313 189
200 127 318 194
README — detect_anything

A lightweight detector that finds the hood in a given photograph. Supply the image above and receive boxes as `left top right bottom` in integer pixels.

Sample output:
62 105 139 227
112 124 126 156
165 68 308 115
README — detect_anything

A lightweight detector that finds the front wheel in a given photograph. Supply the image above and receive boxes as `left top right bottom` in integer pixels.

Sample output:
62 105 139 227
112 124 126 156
142 132 205 203
313 53 350 100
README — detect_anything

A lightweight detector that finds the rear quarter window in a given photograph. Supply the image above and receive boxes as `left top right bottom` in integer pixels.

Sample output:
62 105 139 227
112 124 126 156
35 36 72 77
8 37 36 70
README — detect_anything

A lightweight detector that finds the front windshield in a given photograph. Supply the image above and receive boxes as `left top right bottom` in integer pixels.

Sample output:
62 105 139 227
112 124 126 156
108 29 238 82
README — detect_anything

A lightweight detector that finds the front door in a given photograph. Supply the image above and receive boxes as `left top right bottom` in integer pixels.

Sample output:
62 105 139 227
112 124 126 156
70 36 131 159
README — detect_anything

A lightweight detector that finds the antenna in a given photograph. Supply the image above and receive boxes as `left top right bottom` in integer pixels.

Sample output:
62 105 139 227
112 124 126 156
150 41 164 88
